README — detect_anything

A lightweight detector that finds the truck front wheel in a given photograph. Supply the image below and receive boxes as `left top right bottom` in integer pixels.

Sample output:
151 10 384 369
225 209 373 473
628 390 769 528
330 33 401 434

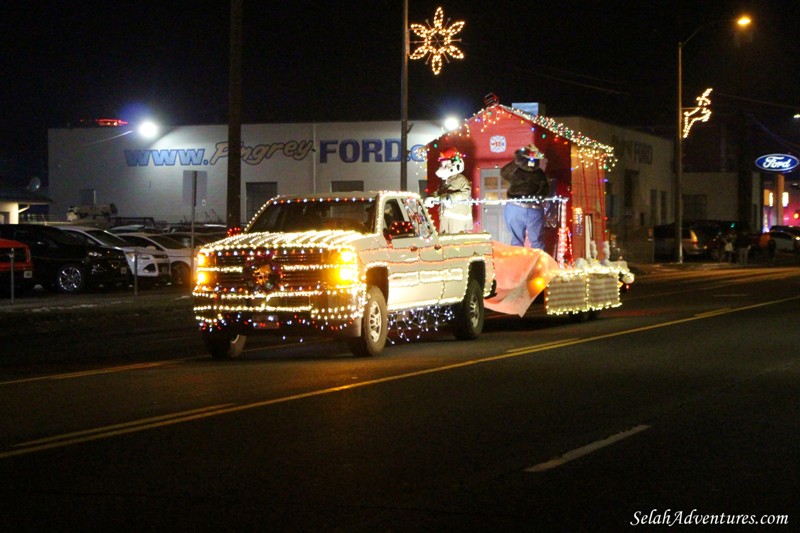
453 278 484 340
203 332 247 359
347 285 387 357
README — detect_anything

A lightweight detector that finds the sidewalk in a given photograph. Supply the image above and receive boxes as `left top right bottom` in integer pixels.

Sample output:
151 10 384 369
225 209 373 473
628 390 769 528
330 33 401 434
631 250 800 275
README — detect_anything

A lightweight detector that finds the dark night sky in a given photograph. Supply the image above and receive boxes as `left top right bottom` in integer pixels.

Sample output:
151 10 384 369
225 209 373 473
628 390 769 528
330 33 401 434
1 0 798 177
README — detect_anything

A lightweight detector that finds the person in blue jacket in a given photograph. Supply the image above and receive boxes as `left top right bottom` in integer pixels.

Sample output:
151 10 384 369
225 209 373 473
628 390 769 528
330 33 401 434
500 144 550 248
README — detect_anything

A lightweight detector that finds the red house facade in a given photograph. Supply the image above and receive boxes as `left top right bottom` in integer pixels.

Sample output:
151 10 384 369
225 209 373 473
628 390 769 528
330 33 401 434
425 103 616 264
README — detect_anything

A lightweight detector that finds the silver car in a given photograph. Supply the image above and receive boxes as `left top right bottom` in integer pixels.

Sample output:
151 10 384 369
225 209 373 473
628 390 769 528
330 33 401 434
653 224 706 259
116 233 193 286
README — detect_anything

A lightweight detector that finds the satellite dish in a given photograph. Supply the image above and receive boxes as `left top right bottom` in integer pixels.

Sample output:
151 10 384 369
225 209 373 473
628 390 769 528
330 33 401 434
27 177 41 192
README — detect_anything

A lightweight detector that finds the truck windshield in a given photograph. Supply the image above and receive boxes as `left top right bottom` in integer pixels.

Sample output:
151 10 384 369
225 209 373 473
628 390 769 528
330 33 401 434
248 197 377 233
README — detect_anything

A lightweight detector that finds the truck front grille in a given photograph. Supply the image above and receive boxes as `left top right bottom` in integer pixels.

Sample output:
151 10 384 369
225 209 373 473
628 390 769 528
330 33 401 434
211 249 326 289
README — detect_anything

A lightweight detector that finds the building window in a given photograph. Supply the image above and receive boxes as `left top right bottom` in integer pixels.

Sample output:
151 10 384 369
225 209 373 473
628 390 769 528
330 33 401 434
623 171 637 209
660 191 667 224
605 181 616 220
683 194 707 221
331 180 364 192
246 182 278 224
650 189 658 226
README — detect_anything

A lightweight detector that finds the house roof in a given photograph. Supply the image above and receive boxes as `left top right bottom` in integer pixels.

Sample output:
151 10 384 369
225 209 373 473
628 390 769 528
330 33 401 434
432 104 618 169
0 186 52 205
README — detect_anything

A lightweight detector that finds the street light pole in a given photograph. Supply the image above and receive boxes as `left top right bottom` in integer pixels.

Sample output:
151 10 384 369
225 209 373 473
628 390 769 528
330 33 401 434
675 41 684 263
400 0 409 191
227 0 243 230
674 15 751 263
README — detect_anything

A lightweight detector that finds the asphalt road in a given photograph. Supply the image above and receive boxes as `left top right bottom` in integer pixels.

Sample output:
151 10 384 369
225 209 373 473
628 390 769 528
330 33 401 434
0 261 798 531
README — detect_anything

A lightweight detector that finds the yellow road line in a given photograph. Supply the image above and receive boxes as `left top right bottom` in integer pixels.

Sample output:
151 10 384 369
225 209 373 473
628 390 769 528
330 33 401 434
2 404 235 460
0 361 174 385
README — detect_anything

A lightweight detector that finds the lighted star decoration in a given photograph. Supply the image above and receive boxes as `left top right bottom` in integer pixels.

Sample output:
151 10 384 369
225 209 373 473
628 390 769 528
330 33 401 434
409 7 465 75
682 87 713 138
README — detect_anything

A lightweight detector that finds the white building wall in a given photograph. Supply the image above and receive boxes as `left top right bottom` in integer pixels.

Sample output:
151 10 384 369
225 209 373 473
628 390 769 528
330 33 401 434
49 120 443 225
0 202 19 224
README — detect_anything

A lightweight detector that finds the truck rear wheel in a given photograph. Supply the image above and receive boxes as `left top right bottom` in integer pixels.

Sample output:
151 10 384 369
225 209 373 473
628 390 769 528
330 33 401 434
203 332 247 359
453 278 484 340
347 285 387 357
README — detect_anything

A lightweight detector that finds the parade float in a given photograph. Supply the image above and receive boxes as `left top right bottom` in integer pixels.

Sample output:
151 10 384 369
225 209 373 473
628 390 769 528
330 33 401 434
424 98 634 318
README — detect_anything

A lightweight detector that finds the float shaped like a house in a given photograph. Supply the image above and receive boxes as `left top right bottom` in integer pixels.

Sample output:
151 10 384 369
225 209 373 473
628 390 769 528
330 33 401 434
425 102 617 266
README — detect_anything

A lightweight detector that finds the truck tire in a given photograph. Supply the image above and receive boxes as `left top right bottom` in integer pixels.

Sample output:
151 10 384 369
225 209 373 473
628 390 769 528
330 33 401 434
203 332 247 359
347 285 387 357
56 264 86 294
453 278 484 340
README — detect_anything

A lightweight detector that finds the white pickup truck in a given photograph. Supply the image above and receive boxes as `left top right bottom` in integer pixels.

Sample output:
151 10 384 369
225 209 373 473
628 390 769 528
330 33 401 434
193 191 495 358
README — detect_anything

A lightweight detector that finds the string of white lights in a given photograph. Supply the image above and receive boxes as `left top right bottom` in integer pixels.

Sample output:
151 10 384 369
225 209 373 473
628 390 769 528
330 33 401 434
425 195 569 206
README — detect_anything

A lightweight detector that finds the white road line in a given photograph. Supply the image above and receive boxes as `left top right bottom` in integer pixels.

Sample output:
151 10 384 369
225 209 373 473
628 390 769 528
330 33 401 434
525 424 651 472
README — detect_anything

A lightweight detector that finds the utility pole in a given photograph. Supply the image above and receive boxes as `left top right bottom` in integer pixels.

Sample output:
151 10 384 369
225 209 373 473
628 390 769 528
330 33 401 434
226 0 243 229
400 0 409 191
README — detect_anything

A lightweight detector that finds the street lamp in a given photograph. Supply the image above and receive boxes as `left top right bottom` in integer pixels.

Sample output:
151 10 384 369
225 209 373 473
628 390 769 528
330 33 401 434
674 15 751 263
137 121 158 138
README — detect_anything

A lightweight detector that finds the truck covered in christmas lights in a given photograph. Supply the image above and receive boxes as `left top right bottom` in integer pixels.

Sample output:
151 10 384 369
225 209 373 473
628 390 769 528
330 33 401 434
193 191 496 358
424 100 634 318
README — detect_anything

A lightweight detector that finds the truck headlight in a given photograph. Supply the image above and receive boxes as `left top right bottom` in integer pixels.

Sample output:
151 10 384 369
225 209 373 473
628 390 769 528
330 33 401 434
329 249 359 285
335 265 359 284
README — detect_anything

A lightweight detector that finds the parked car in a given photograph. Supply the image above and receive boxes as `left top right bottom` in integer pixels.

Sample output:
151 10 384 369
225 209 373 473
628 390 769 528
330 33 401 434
116 233 193 286
0 238 35 296
167 223 227 234
770 225 800 237
653 224 706 259
165 231 226 250
768 230 800 253
687 220 744 260
107 224 158 235
57 225 172 286
0 224 128 293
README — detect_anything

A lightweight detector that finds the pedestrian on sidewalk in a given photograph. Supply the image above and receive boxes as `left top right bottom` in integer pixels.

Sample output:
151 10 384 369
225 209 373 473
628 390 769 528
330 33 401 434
767 236 777 265
758 232 771 260
735 232 751 266
719 234 734 263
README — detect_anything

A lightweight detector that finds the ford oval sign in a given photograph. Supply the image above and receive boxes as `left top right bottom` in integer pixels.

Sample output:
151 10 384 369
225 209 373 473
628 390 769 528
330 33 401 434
755 154 799 172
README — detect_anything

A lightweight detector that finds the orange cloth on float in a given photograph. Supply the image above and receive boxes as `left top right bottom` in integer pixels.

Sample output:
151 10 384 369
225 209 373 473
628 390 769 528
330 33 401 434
484 241 560 316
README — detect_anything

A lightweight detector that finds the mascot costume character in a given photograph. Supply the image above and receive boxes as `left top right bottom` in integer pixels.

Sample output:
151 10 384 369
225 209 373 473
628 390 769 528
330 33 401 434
430 147 473 233
500 144 549 248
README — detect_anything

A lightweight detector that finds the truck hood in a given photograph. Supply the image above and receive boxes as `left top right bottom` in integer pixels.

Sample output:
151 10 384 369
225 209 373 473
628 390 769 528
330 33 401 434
200 230 376 251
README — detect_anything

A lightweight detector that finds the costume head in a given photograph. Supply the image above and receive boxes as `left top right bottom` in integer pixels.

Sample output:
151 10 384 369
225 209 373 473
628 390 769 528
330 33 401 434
436 147 466 179
515 144 546 168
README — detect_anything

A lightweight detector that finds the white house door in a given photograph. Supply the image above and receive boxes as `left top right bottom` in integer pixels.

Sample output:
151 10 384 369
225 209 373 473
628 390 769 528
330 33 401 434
480 168 510 244
584 214 594 259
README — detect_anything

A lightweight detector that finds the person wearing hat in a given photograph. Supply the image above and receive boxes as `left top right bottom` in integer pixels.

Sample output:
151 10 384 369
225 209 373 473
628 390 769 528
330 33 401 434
500 144 550 248
432 147 473 233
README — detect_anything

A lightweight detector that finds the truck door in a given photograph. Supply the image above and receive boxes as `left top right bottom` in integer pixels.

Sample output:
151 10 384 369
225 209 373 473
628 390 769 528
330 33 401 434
383 197 444 310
